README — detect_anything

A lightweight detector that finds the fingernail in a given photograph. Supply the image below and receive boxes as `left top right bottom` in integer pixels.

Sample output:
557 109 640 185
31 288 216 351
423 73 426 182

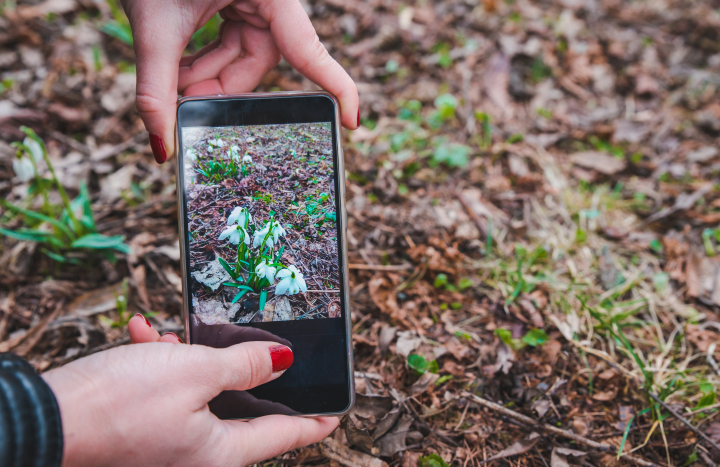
163 332 182 343
356 109 360 128
134 313 151 327
149 133 167 164
269 345 293 372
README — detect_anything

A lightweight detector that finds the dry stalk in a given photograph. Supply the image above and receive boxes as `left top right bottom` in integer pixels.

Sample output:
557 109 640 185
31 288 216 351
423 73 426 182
462 392 659 467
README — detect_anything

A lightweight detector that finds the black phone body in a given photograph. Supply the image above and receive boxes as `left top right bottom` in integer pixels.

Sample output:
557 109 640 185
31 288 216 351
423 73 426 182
175 92 354 419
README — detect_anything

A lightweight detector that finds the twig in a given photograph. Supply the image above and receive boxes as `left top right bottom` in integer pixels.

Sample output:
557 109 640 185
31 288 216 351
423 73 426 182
348 263 412 271
403 400 459 447
708 343 720 377
648 392 720 453
295 302 326 320
462 392 658 467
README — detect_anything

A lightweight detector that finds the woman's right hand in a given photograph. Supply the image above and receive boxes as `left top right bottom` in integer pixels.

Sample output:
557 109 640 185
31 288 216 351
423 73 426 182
119 0 359 164
42 315 338 467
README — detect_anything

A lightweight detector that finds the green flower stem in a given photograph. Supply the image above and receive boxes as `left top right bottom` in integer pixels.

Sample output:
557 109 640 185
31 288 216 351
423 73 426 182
24 144 52 216
21 127 82 234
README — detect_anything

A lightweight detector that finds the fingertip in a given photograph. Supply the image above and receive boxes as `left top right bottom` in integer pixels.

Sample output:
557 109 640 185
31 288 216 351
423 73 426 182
160 332 184 344
128 314 161 344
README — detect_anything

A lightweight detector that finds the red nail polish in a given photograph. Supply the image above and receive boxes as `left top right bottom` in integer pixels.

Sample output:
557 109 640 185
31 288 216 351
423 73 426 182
135 313 151 327
269 345 293 372
149 133 167 164
163 332 182 343
356 109 360 128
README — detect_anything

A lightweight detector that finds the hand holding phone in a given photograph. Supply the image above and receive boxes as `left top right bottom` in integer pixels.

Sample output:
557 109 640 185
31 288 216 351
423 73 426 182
42 338 338 467
177 92 354 419
119 0 359 164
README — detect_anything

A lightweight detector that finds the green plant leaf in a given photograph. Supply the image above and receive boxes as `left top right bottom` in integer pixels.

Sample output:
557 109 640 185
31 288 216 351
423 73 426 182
408 354 429 374
41 248 80 265
434 273 448 288
0 227 54 243
522 329 549 347
419 453 449 467
696 390 717 409
218 257 238 280
259 290 267 312
231 289 249 304
1 199 75 240
222 283 254 291
71 233 131 254
432 143 471 168
100 21 133 46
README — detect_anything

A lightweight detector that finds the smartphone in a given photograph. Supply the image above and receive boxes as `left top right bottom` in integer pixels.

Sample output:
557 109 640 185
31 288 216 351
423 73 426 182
175 92 354 419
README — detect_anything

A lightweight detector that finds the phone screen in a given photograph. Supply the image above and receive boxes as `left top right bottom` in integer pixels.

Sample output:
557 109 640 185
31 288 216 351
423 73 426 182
176 95 352 418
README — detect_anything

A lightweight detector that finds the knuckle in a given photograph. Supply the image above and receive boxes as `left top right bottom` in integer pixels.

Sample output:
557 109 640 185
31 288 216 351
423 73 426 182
135 92 165 116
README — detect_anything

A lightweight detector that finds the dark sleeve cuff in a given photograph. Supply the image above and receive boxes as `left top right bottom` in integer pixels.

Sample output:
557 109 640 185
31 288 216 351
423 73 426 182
0 353 63 467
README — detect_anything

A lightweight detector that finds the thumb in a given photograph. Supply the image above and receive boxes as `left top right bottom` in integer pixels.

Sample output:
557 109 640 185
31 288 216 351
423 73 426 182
128 11 187 164
189 341 294 401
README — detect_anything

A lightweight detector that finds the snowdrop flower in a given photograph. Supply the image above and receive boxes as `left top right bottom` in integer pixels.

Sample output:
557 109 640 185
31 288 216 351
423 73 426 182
23 137 43 162
219 224 249 245
209 139 225 147
227 206 251 227
252 220 286 249
243 154 252 164
230 145 240 161
186 148 197 161
275 265 307 295
255 259 277 283
13 155 34 182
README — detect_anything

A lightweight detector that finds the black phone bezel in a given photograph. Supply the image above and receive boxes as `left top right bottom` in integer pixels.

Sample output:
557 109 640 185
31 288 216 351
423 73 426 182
175 92 354 418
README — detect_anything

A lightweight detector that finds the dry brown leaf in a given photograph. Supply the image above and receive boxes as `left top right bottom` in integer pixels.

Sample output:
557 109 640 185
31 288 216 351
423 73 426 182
66 282 124 317
320 438 388 467
571 151 627 175
485 433 540 462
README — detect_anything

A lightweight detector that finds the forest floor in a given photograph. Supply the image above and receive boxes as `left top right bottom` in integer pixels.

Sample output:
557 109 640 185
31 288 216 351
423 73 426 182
1 0 720 466
183 123 340 323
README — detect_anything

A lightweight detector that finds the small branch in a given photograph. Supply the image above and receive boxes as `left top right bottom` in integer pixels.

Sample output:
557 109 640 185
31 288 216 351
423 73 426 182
403 401 459 447
348 263 412 271
648 392 720 453
462 392 658 467
708 343 720 377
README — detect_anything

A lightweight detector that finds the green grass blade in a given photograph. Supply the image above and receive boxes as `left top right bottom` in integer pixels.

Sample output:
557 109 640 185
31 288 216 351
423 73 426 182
617 415 635 458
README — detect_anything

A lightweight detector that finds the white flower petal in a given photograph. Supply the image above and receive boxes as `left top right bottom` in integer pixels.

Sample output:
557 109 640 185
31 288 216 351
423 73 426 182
23 137 43 162
275 278 291 295
13 157 34 182
296 275 307 293
276 269 291 279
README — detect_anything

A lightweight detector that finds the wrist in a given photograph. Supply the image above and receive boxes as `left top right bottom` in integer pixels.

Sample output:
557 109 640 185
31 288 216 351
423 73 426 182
42 367 110 467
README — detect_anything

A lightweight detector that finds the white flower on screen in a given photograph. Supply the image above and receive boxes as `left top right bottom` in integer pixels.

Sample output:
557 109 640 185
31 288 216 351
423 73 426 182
275 265 307 295
253 221 286 249
255 259 277 283
227 206 251 227
219 224 249 245
209 139 225 147
230 145 240 160
13 156 34 182
186 148 197 161
23 137 43 162
243 154 252 164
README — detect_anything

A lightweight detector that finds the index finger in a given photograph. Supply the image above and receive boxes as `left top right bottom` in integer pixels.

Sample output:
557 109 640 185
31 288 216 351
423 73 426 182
255 0 359 129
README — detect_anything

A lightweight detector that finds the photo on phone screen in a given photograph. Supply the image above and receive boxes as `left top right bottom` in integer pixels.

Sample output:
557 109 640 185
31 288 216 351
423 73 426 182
182 123 342 325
